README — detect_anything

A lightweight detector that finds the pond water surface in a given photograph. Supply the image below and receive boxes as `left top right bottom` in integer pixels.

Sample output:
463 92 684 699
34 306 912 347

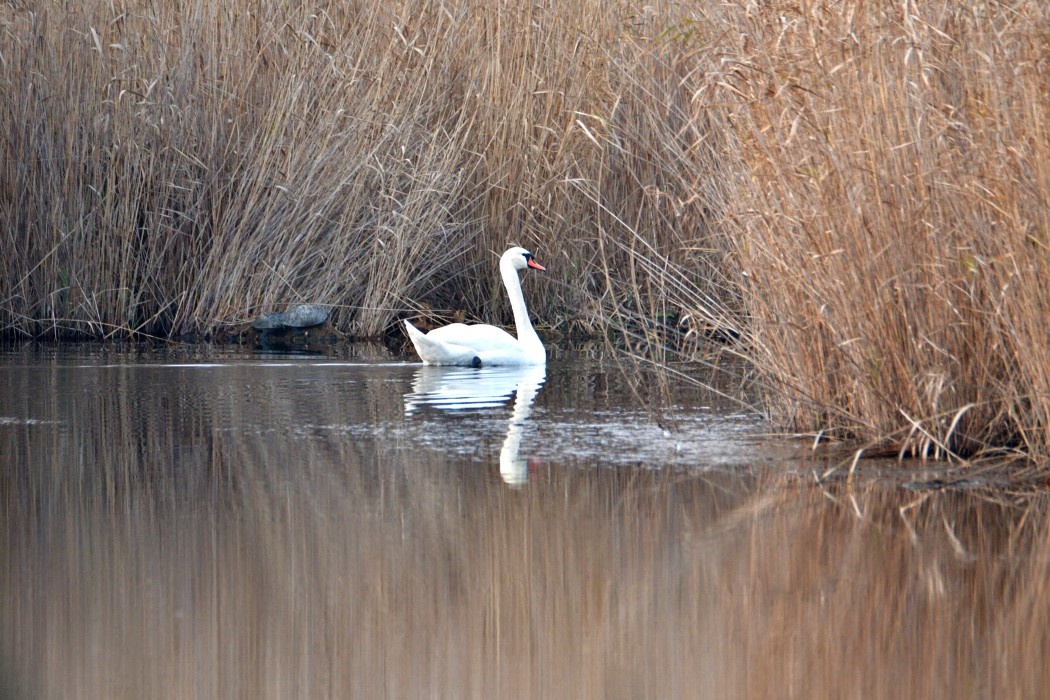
1 344 1048 699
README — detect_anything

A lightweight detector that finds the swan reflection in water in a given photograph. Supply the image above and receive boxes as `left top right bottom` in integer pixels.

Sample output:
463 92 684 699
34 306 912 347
404 365 546 485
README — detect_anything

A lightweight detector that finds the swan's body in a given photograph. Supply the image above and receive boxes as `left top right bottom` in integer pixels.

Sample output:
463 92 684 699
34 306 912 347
404 247 546 366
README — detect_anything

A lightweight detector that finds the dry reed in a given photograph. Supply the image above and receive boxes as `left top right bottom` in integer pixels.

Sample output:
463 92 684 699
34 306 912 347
3 1 1049 460
0 0 723 341
681 1 1050 458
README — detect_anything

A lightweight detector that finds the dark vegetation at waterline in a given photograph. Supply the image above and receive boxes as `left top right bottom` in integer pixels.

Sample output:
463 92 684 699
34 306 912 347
2 1 1048 462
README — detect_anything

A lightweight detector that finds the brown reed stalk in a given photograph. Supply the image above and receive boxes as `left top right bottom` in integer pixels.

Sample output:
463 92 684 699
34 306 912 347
680 0 1050 458
0 0 728 341
5 1 1049 461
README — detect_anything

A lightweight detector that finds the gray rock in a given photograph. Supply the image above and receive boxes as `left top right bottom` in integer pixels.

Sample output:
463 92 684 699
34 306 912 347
282 304 330 328
252 311 288 331
252 304 330 332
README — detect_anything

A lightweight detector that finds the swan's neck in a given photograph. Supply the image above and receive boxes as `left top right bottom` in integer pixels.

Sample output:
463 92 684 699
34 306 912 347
501 258 542 351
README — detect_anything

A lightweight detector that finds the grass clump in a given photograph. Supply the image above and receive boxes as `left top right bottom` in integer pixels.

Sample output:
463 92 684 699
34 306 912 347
682 1 1050 458
0 0 722 342
3 0 1050 462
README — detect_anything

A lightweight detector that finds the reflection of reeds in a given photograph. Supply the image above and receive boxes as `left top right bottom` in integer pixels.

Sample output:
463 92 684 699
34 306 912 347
2 362 1049 697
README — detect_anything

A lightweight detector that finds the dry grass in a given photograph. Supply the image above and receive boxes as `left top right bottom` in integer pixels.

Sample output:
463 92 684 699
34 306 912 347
0 0 723 341
2 1 1050 459
679 1 1050 458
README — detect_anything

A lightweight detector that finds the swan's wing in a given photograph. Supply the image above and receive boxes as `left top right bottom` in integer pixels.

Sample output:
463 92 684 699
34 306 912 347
425 323 519 350
428 324 540 365
406 320 539 366
404 320 480 365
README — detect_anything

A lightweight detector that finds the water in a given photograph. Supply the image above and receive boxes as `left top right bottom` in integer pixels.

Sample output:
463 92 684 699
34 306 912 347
1 344 1048 698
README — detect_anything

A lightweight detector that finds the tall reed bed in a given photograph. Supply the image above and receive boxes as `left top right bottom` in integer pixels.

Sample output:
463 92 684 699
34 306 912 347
680 1 1050 457
0 0 723 340
3 0 1049 460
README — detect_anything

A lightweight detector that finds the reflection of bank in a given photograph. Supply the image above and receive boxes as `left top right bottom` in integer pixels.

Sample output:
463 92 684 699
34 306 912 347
404 365 546 485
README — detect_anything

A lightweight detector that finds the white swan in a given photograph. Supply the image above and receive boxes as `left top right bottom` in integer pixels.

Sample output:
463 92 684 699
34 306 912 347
404 247 546 366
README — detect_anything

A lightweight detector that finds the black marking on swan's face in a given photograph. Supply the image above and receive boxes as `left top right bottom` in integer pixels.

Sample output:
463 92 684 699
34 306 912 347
521 250 546 271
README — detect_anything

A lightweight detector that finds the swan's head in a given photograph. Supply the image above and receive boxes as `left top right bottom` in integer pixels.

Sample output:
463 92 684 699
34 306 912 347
502 247 546 273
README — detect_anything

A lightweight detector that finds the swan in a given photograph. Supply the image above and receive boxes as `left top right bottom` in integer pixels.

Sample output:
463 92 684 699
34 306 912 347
404 247 546 366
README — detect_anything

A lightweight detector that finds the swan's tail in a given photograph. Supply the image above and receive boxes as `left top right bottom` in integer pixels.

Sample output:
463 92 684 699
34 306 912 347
403 319 427 345
403 320 480 366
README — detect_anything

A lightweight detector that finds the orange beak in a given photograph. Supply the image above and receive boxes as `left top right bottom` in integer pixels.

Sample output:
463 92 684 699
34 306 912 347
527 258 546 271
